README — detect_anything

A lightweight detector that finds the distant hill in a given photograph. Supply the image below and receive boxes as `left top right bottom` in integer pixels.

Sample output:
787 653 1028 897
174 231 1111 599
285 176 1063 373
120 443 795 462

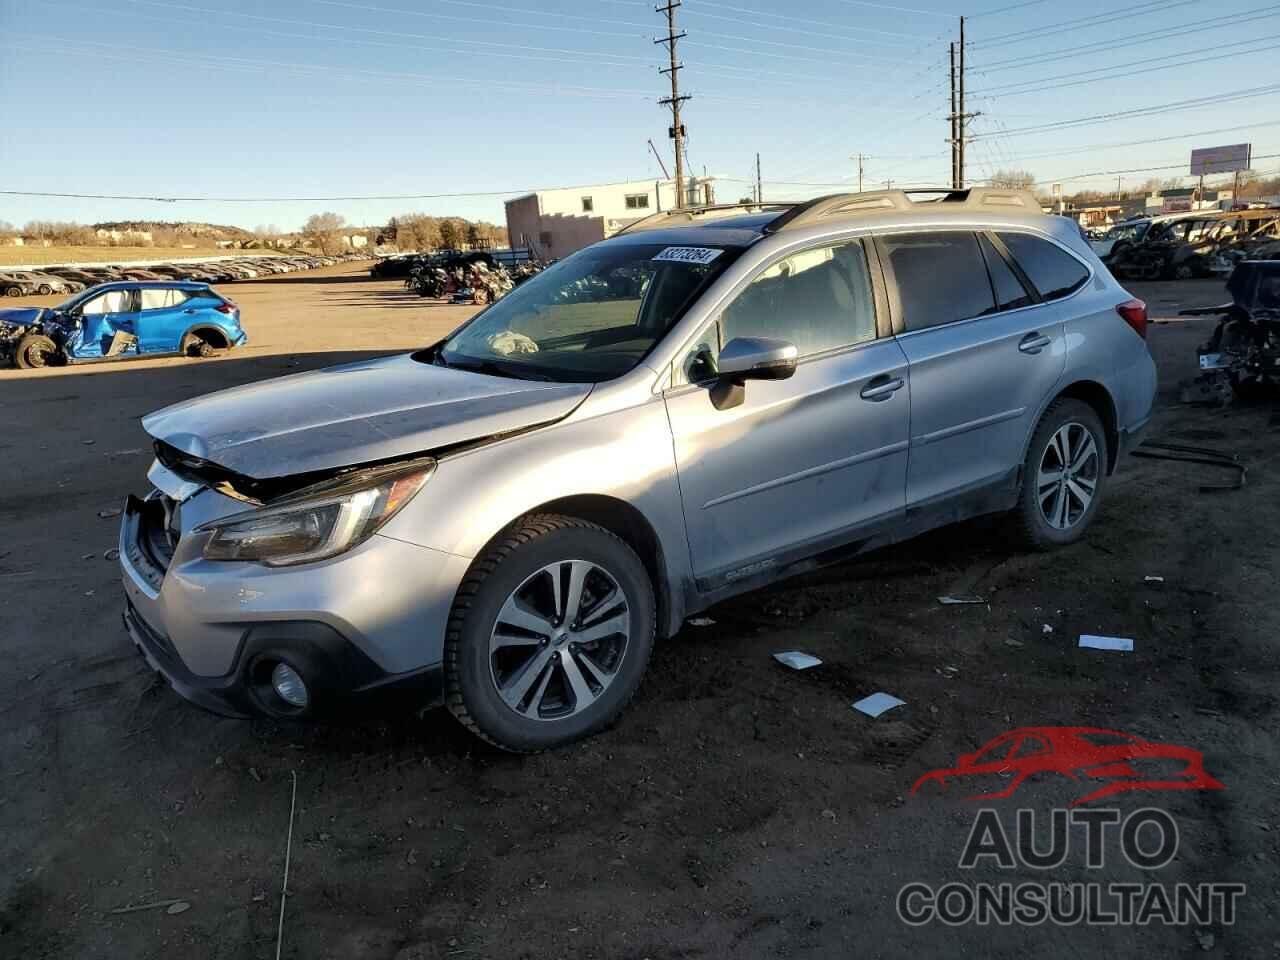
92 221 257 241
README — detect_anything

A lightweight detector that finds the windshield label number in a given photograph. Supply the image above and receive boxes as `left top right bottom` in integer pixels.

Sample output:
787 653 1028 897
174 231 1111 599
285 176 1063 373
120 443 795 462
653 246 724 266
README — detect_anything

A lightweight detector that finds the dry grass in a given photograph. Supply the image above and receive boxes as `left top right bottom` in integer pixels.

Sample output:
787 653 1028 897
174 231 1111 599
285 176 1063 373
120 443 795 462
0 245 283 267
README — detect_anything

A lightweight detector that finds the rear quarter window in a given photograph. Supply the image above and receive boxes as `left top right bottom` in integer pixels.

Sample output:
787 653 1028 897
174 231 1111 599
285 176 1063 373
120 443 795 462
998 232 1089 301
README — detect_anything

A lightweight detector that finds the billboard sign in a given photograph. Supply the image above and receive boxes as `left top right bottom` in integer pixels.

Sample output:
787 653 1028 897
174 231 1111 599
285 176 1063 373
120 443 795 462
1162 197 1193 214
1190 144 1251 177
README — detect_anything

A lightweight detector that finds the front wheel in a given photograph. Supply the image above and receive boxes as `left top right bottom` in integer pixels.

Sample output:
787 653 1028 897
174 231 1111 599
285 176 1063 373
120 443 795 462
1010 399 1108 550
445 515 656 752
14 334 58 369
37 284 52 295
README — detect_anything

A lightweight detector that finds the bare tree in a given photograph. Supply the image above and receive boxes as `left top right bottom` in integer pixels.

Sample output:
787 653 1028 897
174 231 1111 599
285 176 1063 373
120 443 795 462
437 218 464 251
989 169 1036 191
302 212 346 254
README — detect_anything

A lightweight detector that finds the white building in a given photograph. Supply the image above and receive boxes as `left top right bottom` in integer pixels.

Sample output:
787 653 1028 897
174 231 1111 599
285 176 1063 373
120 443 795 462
505 177 716 259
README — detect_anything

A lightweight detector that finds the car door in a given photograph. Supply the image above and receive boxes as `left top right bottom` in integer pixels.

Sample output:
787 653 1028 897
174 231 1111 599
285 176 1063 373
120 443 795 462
137 287 189 352
663 238 911 590
876 230 1068 509
74 288 140 357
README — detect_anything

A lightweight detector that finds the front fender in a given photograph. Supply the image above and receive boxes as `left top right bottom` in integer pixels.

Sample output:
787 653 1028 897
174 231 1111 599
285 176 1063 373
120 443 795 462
378 394 693 630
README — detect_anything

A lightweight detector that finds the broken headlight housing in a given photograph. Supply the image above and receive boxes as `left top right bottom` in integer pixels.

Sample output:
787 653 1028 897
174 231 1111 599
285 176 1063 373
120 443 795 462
198 458 434 566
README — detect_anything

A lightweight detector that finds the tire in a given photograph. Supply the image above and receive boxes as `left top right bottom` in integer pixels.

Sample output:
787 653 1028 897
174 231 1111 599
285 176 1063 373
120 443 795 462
180 332 219 358
37 284 52 295
14 334 58 370
1173 263 1195 281
4 286 20 298
445 514 656 752
1010 399 1108 551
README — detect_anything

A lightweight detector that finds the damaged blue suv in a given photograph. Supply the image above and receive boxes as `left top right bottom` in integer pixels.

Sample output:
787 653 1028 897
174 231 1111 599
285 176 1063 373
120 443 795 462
0 281 246 369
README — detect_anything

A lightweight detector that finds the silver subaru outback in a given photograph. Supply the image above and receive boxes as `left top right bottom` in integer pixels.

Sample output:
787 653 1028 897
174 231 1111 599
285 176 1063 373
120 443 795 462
119 189 1155 751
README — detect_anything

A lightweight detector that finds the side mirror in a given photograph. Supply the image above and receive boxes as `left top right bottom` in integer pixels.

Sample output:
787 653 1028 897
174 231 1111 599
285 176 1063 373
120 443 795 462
716 336 798 383
708 337 798 411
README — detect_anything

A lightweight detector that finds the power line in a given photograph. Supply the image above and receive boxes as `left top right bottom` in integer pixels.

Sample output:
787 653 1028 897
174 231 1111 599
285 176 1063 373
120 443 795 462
969 0 1051 17
2 38 655 98
682 5 921 45
971 84 1280 139
976 4 1280 71
974 0 1199 48
990 120 1280 164
0 179 661 204
969 35 1280 98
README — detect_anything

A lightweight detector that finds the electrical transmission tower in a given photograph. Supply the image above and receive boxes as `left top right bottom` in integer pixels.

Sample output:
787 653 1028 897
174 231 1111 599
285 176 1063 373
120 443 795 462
656 1 690 209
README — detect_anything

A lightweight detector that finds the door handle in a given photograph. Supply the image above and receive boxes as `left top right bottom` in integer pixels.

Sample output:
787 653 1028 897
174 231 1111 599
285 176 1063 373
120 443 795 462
1019 332 1051 354
183 308 197 314
860 375 905 402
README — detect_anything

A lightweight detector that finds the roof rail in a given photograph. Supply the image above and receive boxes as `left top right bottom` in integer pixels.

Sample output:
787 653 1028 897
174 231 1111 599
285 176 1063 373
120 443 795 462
614 201 795 236
763 187 1042 233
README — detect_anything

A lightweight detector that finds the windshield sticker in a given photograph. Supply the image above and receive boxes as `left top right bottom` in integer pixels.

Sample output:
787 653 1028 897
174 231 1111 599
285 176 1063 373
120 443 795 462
653 246 725 265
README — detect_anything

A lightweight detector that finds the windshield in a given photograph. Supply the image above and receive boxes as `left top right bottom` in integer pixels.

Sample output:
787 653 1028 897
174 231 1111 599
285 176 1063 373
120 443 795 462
437 241 741 382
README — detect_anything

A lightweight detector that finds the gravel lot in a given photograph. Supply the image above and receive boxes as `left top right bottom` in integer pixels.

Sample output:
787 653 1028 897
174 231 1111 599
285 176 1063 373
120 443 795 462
2 266 1278 959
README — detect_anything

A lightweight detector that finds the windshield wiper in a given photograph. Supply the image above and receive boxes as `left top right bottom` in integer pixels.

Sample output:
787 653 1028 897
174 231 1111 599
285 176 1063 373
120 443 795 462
441 356 553 381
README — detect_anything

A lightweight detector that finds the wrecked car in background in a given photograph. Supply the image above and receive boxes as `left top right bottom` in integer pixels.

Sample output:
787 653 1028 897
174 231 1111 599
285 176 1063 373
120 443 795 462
1187 260 1280 399
1109 209 1280 281
0 281 246 369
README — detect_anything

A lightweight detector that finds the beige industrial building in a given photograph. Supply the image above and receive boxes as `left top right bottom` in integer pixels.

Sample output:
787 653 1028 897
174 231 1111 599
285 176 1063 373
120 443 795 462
505 177 716 259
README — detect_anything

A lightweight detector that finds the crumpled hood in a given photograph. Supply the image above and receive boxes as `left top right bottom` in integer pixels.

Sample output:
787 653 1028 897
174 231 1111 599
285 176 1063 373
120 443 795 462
0 307 49 328
142 353 592 478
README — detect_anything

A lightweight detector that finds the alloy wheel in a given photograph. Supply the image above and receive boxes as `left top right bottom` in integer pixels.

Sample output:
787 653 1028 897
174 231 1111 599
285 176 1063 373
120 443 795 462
1037 422 1100 531
489 559 631 722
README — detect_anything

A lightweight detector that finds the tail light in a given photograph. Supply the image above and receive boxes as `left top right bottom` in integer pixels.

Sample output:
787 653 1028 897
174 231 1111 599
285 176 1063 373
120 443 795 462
215 301 236 314
1116 298 1148 340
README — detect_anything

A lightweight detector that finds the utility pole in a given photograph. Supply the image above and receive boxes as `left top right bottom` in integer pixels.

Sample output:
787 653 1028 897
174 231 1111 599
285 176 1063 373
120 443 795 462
885 179 894 190
958 16 967 189
851 153 867 193
656 1 689 209
949 43 959 189
756 152 762 203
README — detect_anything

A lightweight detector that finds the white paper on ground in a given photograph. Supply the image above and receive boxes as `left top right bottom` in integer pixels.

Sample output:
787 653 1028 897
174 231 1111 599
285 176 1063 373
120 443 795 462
1144 576 1165 583
688 617 716 627
938 596 985 605
851 692 907 717
773 651 823 670
1079 635 1134 652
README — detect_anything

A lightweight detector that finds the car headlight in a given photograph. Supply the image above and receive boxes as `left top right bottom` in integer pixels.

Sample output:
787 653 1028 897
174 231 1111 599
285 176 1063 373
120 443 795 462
199 458 434 566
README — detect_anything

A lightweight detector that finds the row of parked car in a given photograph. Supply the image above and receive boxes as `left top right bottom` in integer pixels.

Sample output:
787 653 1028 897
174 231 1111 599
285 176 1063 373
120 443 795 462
0 252 369 298
1088 207 1280 281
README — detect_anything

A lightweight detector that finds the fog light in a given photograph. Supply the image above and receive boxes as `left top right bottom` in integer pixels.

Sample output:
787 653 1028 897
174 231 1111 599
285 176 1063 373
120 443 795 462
270 662 309 708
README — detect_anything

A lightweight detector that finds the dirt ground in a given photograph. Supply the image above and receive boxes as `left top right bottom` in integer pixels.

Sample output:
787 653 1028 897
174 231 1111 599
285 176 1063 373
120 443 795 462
2 266 1278 959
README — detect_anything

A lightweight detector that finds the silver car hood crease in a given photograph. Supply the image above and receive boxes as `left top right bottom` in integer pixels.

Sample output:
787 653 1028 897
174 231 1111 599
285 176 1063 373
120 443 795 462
142 353 593 478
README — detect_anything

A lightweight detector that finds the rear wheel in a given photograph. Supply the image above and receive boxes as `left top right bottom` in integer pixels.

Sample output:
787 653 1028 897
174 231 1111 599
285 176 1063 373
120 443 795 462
1011 399 1108 550
14 334 58 369
180 332 221 358
445 515 656 752
4 286 20 298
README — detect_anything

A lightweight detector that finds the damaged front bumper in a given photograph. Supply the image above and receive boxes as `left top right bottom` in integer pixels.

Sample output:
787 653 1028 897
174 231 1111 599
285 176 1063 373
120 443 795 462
118 491 468 719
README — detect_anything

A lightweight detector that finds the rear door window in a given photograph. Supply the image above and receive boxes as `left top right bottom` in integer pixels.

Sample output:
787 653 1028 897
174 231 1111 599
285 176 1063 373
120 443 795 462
140 289 189 310
878 231 997 331
997 233 1090 301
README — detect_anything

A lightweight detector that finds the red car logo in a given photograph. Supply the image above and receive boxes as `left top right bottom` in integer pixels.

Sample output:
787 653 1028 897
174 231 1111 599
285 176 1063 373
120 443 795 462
912 726 1224 807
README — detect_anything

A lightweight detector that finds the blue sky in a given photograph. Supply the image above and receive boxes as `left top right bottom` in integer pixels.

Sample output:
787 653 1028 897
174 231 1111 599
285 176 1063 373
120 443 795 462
1 0 1277 231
